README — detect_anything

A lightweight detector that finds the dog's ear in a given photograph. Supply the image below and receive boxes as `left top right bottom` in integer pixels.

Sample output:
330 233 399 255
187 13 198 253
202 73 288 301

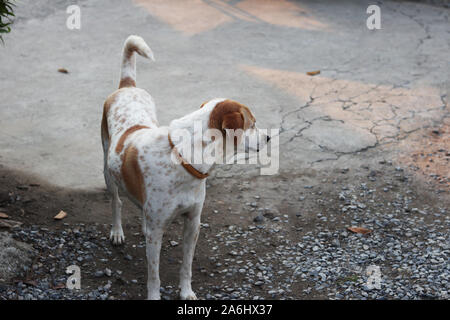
221 112 244 131
209 100 245 132
221 111 245 146
209 100 247 146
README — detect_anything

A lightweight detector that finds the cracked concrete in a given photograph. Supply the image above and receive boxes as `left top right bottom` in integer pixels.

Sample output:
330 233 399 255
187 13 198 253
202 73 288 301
302 119 378 153
242 64 447 169
0 0 448 189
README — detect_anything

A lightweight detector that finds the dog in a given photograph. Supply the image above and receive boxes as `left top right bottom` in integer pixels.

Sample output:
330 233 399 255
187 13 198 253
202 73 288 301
101 35 270 300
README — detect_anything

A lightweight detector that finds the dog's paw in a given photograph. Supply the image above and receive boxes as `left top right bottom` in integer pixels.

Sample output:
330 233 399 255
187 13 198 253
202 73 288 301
110 228 125 245
180 289 197 300
147 292 161 300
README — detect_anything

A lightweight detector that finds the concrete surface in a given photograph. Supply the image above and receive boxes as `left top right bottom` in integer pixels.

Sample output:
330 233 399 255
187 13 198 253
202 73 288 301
0 0 448 189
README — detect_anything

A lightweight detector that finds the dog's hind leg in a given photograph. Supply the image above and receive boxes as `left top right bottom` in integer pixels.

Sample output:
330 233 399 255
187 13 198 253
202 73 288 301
102 146 125 245
109 182 125 245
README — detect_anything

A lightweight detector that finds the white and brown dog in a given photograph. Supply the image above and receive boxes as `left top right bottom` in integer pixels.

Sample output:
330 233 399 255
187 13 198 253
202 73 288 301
101 35 269 300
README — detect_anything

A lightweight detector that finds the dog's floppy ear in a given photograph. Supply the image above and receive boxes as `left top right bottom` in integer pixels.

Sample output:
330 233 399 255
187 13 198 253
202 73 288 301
221 112 244 131
209 100 245 132
221 111 245 146
209 100 247 146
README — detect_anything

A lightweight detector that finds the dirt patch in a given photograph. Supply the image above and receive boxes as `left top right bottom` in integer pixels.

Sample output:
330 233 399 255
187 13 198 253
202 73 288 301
397 123 449 192
0 149 448 300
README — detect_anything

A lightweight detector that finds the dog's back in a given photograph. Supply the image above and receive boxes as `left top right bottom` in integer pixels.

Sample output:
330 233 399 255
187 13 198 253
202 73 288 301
101 36 158 204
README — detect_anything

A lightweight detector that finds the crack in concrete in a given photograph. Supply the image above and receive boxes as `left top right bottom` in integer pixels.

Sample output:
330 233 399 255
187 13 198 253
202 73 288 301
276 77 448 165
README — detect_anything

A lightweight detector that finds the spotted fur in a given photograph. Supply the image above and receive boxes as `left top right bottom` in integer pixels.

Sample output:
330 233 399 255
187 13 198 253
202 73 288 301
101 35 268 300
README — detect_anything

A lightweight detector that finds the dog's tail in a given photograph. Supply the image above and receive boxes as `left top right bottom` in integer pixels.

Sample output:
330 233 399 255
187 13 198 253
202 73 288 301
119 35 154 89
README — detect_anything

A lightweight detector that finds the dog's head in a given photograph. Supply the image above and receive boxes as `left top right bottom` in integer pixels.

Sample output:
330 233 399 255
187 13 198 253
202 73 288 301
204 99 270 155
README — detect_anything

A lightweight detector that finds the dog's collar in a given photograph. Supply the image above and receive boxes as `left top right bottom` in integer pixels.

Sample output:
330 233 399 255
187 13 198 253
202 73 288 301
168 133 209 180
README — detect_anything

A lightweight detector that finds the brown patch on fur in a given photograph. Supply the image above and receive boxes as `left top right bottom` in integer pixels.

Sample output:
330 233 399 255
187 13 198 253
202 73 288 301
101 111 109 145
222 112 244 131
116 125 150 154
200 100 209 108
119 77 136 89
101 91 121 144
121 144 145 205
209 99 255 131
240 105 256 130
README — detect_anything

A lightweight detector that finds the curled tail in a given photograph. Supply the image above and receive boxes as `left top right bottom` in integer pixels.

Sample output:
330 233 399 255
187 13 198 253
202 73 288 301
119 35 154 89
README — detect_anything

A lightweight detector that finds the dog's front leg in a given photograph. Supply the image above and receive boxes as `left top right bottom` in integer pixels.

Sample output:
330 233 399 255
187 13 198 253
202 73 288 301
179 206 202 300
145 224 164 300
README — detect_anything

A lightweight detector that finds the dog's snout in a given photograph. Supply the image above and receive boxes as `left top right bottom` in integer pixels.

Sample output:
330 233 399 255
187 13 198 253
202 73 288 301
266 135 271 142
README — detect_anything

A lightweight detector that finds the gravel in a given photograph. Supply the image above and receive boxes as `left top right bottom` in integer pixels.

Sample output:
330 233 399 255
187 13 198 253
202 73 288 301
0 164 448 300
199 166 449 300
0 224 120 300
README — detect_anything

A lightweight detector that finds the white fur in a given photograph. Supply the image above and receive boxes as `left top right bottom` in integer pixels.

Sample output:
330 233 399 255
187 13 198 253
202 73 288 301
120 35 154 83
102 36 267 300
